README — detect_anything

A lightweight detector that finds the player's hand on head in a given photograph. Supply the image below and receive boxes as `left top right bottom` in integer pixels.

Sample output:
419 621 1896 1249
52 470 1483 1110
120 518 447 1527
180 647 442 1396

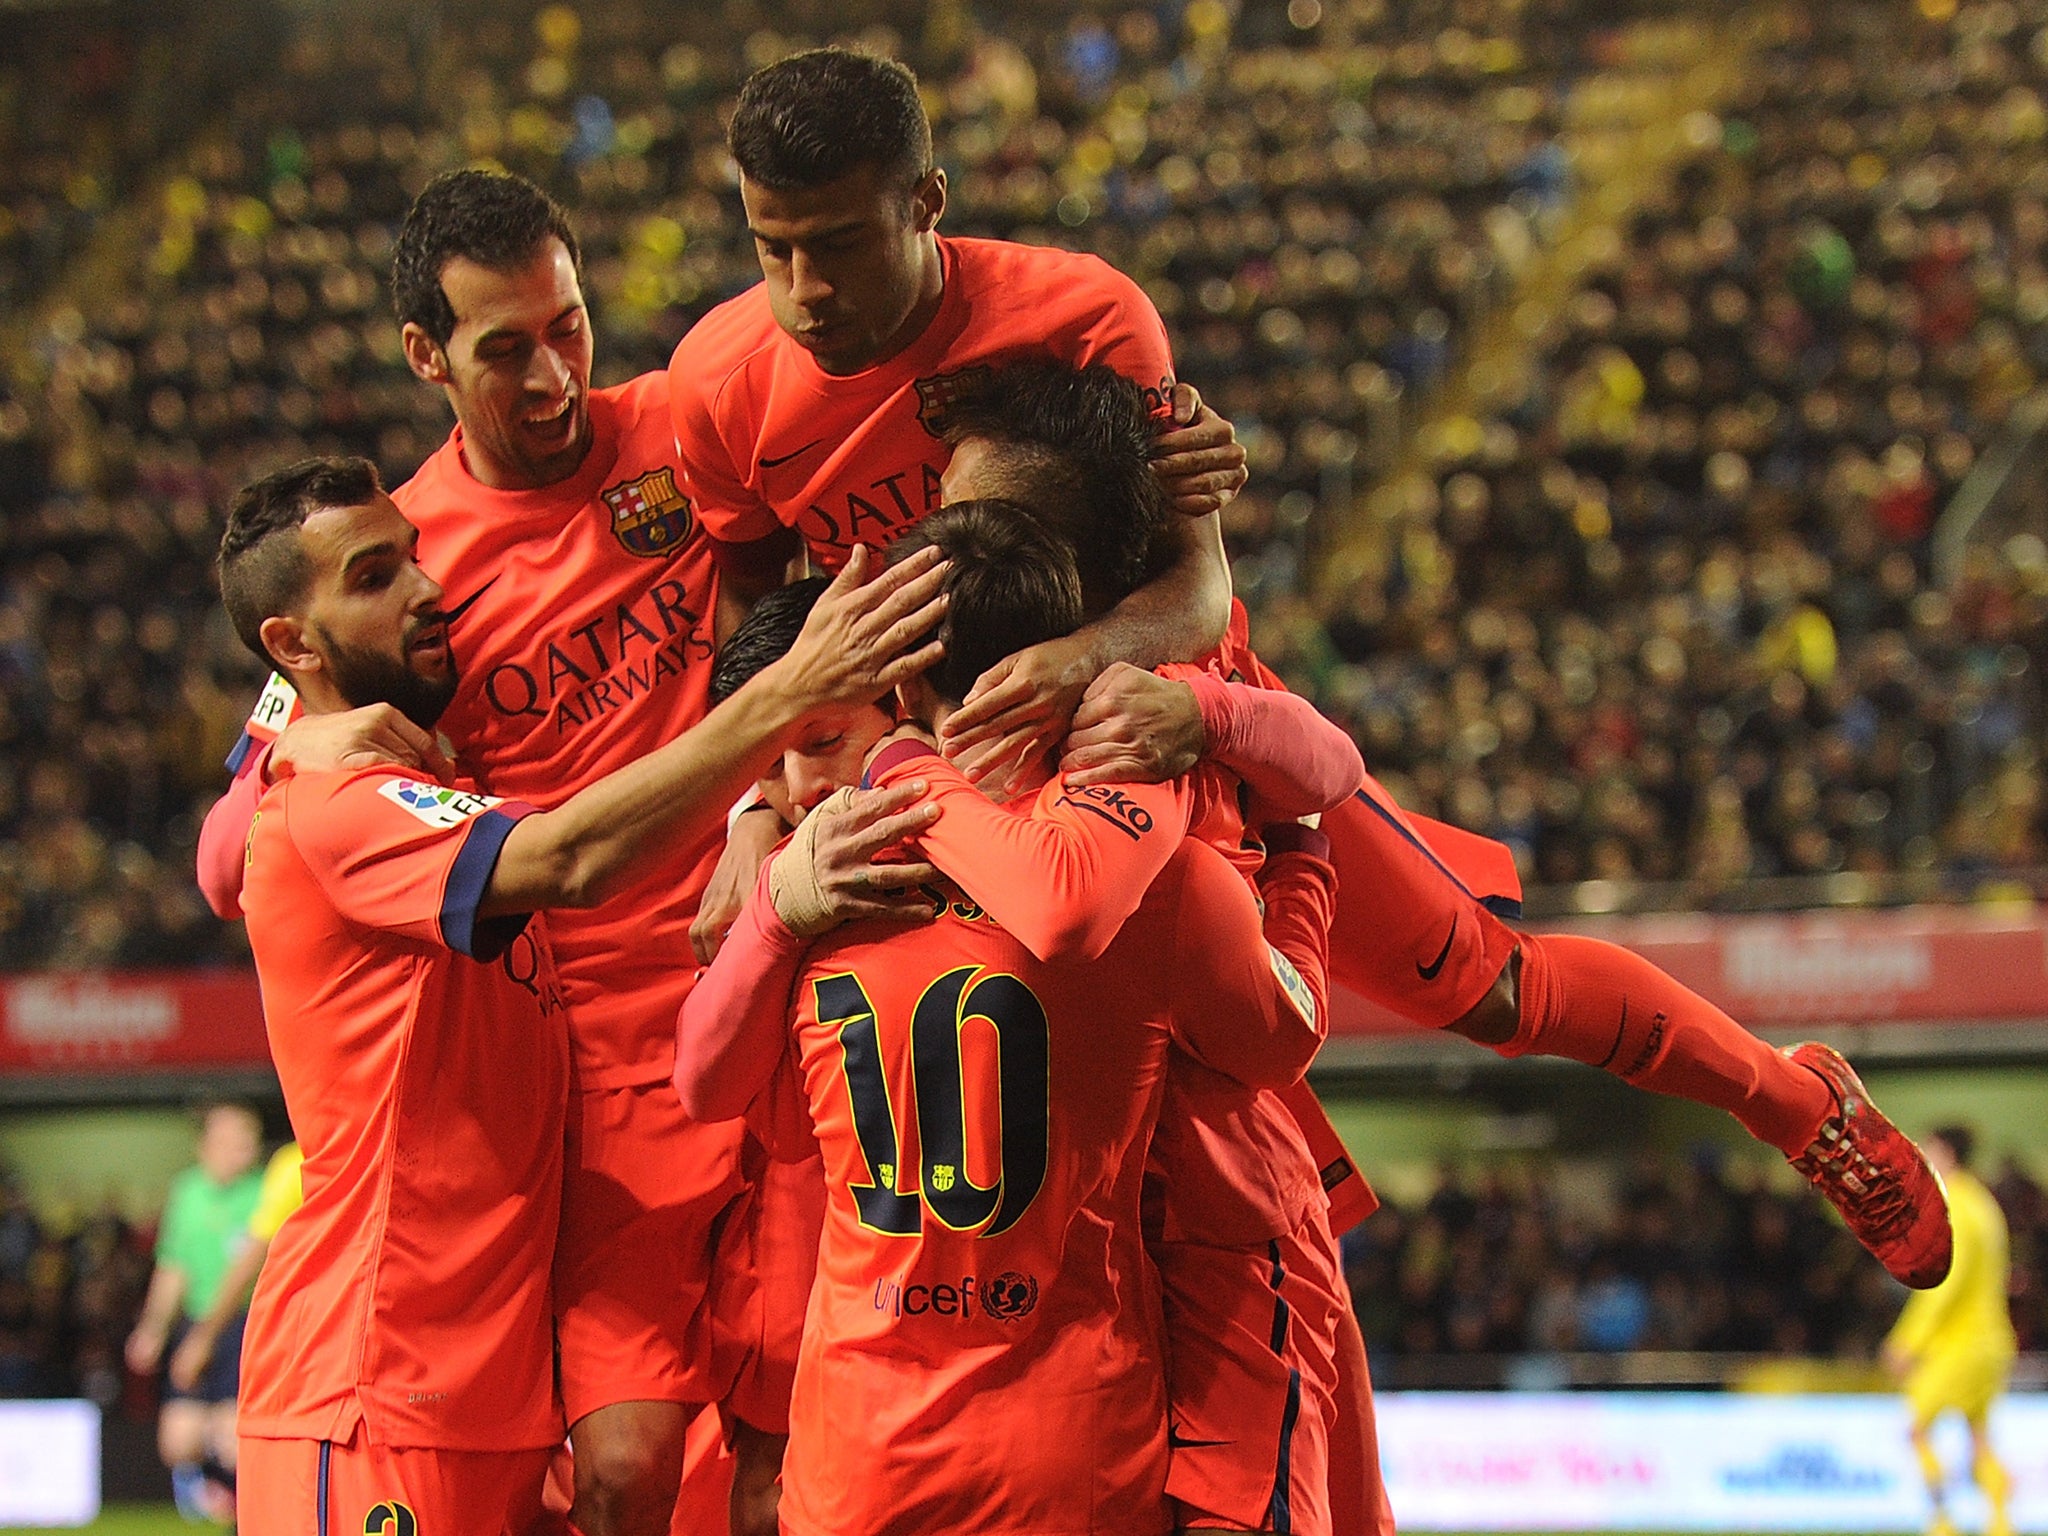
692 807 788 963
939 635 1099 791
779 543 949 712
769 784 942 936
1059 663 1204 787
271 704 455 782
1150 382 1249 517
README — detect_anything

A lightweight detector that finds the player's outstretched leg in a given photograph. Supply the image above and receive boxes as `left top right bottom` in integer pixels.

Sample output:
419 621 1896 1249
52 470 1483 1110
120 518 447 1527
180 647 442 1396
1318 790 1954 1285
1469 935 1952 1287
571 1400 692 1536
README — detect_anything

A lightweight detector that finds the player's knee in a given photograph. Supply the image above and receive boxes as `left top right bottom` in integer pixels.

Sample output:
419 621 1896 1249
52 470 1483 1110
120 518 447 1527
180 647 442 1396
729 1419 787 1536
573 1419 685 1510
1445 951 1520 1047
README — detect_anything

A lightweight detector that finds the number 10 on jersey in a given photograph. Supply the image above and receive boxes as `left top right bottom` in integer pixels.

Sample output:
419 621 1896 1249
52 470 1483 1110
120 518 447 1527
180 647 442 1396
818 966 1051 1238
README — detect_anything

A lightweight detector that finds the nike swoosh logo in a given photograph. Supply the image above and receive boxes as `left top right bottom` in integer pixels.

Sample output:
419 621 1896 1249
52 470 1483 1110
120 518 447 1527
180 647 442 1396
1417 917 1457 981
444 577 499 624
758 437 825 470
1167 1434 1232 1449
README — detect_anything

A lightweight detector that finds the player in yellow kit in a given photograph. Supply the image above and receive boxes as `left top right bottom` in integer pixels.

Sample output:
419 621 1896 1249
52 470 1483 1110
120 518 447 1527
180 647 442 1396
1883 1126 2018 1536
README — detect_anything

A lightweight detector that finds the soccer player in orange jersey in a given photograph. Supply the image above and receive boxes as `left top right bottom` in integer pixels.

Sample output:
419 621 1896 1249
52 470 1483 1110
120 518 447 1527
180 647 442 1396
669 49 1248 815
675 504 1341 1536
938 359 1955 1295
194 171 942 1536
214 457 945 1534
705 554 1374 1536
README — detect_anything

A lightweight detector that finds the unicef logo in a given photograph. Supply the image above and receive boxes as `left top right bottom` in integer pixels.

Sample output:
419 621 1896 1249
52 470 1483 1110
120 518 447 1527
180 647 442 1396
981 1271 1039 1321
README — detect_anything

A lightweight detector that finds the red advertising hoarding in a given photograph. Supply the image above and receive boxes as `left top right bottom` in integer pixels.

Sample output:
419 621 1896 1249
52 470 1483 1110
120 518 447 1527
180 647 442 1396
1 971 269 1073
1323 906 2048 1036
5 906 2047 1073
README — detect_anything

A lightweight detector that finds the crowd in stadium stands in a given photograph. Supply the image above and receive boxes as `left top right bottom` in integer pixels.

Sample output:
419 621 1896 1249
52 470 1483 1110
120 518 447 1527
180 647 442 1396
0 0 1589 967
0 1172 152 1407
9 0 2048 965
1346 1150 2048 1366
1256 0 2048 897
2 1148 2038 1406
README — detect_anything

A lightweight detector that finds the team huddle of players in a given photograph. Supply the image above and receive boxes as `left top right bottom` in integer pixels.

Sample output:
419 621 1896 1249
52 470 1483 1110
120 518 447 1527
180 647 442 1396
198 46 1960 1536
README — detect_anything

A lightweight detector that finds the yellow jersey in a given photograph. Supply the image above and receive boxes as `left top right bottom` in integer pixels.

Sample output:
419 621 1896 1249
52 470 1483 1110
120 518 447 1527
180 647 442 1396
1886 1167 2017 1367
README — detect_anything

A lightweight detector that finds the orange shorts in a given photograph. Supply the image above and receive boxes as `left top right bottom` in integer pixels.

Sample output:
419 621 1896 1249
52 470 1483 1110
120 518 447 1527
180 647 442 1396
1157 1208 1345 1536
706 1147 826 1437
1321 782 1520 1028
554 1078 746 1425
238 1428 555 1536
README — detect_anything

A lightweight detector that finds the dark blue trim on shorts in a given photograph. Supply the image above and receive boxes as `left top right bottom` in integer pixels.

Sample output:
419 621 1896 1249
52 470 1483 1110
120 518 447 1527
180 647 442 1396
316 1440 332 1536
1351 788 1524 921
1264 1239 1298 1533
1268 1367 1302 1534
442 806 532 961
1267 1241 1291 1354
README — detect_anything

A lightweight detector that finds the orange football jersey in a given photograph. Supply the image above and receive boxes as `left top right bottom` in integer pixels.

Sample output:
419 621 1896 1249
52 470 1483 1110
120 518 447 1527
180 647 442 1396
204 376 728 1092
668 235 1175 567
237 765 567 1451
778 832 1333 1536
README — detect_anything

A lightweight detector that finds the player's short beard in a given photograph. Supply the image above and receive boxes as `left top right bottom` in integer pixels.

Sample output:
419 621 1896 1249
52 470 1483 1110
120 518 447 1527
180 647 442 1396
316 623 457 732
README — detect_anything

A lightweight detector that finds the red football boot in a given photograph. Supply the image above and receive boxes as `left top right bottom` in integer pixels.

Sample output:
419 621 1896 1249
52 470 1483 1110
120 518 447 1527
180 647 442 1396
1786 1042 1953 1288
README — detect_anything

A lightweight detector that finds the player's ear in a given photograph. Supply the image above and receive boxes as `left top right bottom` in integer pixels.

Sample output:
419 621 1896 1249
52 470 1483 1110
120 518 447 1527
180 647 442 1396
401 322 451 386
911 168 945 234
259 614 321 679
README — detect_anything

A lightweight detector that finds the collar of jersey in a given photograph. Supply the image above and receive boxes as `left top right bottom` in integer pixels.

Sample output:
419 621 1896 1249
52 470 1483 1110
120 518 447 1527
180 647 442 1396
444 391 623 518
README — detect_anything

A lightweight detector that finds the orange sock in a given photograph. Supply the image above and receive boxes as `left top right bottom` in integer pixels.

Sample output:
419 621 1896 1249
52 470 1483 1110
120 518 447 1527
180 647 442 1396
1508 933 1833 1155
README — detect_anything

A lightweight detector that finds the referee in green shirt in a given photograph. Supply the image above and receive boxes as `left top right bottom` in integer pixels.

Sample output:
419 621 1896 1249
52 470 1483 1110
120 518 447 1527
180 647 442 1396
126 1102 263 1523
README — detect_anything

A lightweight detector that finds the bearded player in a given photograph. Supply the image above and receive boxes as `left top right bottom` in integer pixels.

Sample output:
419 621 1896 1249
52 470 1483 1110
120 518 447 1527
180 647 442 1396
215 455 943 1533
194 170 935 1536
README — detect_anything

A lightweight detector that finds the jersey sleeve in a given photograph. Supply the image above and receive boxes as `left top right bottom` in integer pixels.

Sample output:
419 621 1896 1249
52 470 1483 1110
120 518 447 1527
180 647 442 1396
668 343 784 545
674 862 811 1125
197 752 267 920
864 739 1192 963
1175 670 1366 818
1070 260 1177 407
1167 833 1337 1089
281 771 538 961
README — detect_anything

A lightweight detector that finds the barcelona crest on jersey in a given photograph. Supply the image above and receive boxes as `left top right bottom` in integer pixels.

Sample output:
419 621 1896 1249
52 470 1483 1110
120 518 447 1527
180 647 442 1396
912 365 994 437
603 468 695 557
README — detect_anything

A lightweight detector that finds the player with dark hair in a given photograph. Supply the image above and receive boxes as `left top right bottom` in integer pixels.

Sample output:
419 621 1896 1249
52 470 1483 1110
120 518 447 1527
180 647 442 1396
216 455 945 1533
670 47 1247 839
1884 1125 2018 1536
698 506 1370 1536
940 359 1954 1291
675 500 1347 1536
195 169 933 1536
931 355 1962 1533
